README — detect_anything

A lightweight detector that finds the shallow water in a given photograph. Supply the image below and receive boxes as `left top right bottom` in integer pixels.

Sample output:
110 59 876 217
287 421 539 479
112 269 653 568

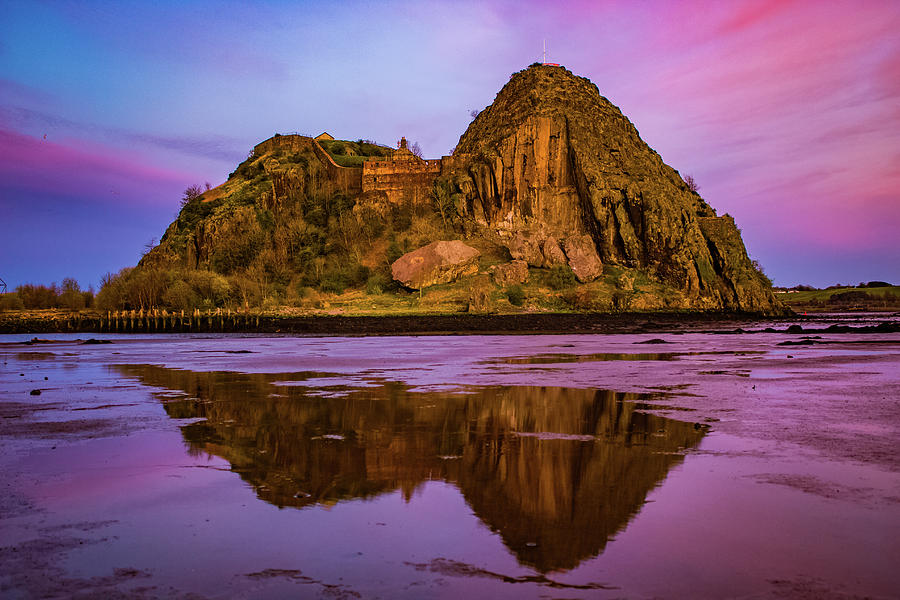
1 325 899 598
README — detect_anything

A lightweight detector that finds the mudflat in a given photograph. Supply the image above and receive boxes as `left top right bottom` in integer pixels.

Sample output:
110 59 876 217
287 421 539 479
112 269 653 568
2 313 898 598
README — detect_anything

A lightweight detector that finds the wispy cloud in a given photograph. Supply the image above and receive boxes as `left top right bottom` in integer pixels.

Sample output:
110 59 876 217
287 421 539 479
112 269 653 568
0 103 244 163
0 127 192 205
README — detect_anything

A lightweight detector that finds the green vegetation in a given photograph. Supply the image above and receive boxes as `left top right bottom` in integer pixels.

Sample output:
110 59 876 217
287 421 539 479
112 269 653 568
0 279 94 312
776 284 900 311
546 265 577 289
80 124 783 317
506 284 525 307
318 139 392 167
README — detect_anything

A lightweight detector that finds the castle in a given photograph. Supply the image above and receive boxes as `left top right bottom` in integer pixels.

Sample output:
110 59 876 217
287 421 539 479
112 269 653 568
252 134 461 204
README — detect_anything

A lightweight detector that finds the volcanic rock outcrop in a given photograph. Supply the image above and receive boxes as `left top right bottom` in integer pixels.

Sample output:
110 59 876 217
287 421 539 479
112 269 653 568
446 64 777 310
133 63 779 314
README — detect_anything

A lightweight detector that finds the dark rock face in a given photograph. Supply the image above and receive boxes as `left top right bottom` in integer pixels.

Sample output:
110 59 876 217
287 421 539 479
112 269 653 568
449 64 779 311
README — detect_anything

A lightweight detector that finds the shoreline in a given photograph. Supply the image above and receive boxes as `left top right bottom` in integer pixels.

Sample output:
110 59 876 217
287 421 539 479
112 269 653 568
1 309 896 336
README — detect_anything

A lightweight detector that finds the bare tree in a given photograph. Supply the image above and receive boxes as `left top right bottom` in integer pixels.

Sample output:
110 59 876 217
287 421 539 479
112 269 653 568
410 141 423 159
684 174 700 193
181 184 205 208
142 238 158 257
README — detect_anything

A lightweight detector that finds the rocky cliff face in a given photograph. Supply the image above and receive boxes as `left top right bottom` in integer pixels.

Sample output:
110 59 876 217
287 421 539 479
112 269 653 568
127 64 780 314
448 64 777 311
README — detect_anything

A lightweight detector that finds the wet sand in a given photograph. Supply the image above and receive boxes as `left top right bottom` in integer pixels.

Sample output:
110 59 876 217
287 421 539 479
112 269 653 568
1 313 898 598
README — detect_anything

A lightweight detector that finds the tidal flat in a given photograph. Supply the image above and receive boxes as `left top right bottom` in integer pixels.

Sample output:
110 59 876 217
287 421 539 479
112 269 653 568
1 314 898 599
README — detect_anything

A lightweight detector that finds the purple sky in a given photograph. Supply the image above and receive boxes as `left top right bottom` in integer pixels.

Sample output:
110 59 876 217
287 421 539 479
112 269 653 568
2 0 898 289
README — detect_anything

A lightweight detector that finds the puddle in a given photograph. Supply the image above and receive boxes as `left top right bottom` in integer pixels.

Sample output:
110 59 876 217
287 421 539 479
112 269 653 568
492 350 765 365
496 352 676 364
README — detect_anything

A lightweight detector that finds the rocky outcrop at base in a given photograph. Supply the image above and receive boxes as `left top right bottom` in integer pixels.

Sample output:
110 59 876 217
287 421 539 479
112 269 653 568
491 260 529 286
391 240 481 290
562 236 602 282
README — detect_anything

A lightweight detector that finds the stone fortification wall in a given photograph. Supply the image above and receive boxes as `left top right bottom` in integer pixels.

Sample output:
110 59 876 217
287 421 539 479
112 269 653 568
361 157 442 204
253 135 362 195
253 134 312 155
253 134 469 203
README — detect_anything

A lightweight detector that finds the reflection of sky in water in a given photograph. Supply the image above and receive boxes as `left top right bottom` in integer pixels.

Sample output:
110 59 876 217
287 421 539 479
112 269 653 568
2 331 899 598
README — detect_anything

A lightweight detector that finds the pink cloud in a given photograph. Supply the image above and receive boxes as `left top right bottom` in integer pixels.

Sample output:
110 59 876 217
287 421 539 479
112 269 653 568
0 127 193 205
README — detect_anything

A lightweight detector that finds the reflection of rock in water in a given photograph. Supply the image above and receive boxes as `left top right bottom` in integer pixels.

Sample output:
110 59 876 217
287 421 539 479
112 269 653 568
118 365 704 572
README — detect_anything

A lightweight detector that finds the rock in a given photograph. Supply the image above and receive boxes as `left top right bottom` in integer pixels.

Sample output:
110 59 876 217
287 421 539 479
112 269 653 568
391 240 481 289
491 260 529 286
562 236 602 282
450 64 782 313
467 275 496 313
541 236 567 267
30 389 41 396
507 232 566 268
508 232 544 266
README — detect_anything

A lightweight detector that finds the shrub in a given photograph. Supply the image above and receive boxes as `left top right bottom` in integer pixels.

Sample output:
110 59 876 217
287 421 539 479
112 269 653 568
386 239 404 264
58 278 84 310
390 205 413 232
366 273 389 295
211 233 264 274
684 174 700 193
186 270 232 306
506 284 525 306
163 279 198 310
180 184 204 208
319 270 349 295
16 283 59 309
828 290 872 304
547 265 577 289
96 269 133 310
751 259 773 287
0 293 24 311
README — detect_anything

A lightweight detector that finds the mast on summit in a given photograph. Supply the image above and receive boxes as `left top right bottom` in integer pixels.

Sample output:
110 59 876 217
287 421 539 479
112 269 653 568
541 40 559 66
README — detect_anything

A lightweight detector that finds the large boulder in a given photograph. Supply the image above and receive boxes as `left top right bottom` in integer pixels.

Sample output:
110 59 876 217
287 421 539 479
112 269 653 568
491 259 529 286
391 240 481 289
541 236 567 267
508 232 544 266
563 235 603 282
507 232 566 268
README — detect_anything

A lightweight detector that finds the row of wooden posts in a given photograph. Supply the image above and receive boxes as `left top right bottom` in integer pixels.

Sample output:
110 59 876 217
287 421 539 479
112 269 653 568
96 308 261 332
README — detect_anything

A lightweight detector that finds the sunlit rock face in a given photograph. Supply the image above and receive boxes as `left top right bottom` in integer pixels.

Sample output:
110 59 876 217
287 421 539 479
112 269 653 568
391 240 481 290
451 64 778 310
120 364 705 573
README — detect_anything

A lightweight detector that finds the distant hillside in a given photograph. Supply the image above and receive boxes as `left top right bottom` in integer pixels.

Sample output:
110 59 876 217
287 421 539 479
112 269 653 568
777 285 900 312
96 65 783 316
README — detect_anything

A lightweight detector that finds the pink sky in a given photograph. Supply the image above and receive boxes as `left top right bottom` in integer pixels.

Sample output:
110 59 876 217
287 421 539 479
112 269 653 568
1 0 898 288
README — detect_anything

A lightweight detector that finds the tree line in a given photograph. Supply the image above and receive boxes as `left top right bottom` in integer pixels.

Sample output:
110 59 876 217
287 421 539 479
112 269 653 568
0 278 94 311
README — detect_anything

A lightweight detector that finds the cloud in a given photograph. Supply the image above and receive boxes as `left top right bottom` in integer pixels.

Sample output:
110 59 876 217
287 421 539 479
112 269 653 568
0 103 245 163
0 128 192 205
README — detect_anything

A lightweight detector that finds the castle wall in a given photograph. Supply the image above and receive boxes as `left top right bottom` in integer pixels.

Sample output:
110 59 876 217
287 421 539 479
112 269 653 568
253 135 362 196
362 158 442 204
253 134 466 204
